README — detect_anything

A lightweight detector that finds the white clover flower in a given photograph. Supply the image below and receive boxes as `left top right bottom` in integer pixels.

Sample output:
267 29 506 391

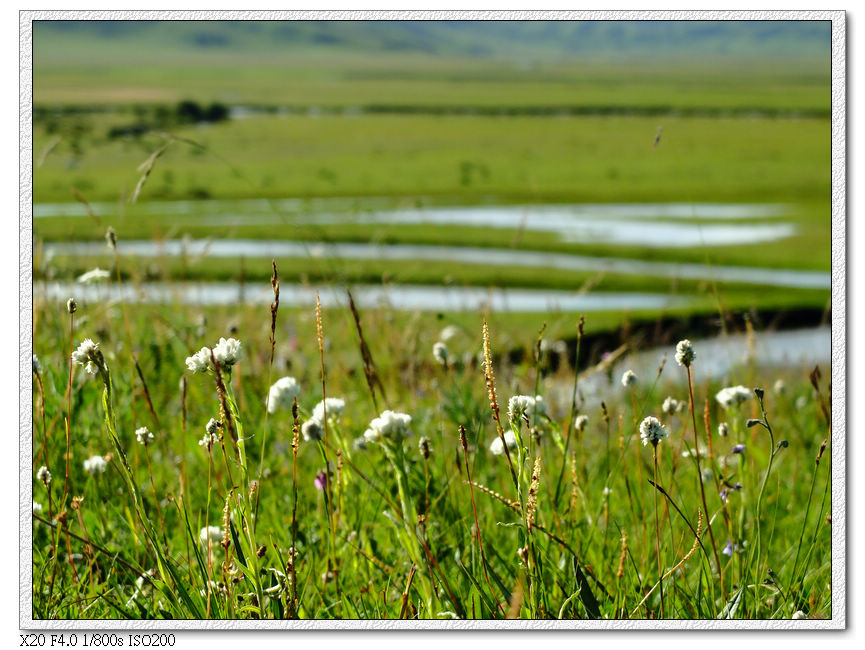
266 376 300 414
72 338 101 375
718 422 729 438
33 500 43 515
185 346 212 373
199 526 223 547
662 396 680 415
621 370 637 387
83 455 108 475
639 416 668 447
135 426 155 447
715 385 752 410
507 394 547 424
575 414 589 432
312 397 345 422
432 341 449 366
213 337 242 368
675 339 696 367
36 466 51 485
773 379 787 395
489 431 518 456
363 410 413 443
77 268 111 284
301 418 324 442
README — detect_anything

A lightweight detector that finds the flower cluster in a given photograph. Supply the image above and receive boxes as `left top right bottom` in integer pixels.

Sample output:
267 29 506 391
266 377 300 414
363 410 412 444
662 396 680 415
675 339 696 367
185 337 243 374
639 416 668 447
135 426 155 447
507 394 547 425
36 466 51 486
83 455 108 475
621 369 637 387
72 338 103 376
301 418 324 442
312 397 345 422
716 385 752 410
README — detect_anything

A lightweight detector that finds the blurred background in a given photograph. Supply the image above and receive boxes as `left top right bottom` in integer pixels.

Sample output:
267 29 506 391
31 19 831 361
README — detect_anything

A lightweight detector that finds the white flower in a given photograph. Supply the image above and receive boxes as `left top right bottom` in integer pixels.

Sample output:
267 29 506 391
792 610 807 620
363 410 412 443
621 370 637 387
301 418 324 442
199 526 223 547
185 346 212 373
199 419 220 449
71 338 101 375
33 500 43 515
266 377 300 414
83 455 108 475
36 466 51 485
639 416 668 447
602 487 613 497
662 396 680 415
675 339 696 367
77 267 111 284
352 436 368 451
489 431 518 456
718 422 729 437
213 337 242 368
432 341 449 366
312 397 345 422
33 355 42 375
440 325 460 342
507 395 547 424
135 426 154 447
715 385 752 410
575 414 589 432
773 379 787 395
418 436 431 458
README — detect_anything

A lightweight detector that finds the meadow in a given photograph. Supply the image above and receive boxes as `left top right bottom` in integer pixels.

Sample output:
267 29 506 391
30 35 833 621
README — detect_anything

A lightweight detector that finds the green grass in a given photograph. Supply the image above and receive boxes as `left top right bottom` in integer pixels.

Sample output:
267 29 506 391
30 284 833 620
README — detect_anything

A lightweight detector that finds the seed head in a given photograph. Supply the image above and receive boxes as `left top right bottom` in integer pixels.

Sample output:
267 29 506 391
66 298 77 314
432 341 449 366
575 414 589 432
418 436 431 459
621 369 637 388
675 339 696 367
36 466 51 486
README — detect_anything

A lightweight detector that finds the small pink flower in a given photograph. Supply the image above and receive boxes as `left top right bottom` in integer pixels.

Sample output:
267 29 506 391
314 471 327 491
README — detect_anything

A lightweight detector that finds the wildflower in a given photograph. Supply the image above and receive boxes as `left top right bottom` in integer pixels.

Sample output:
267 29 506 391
36 466 51 485
675 339 696 367
66 298 77 314
639 416 667 447
199 526 223 548
621 369 637 387
185 347 212 374
71 338 102 375
77 268 111 284
489 431 518 456
795 395 808 410
266 376 300 414
301 418 324 442
715 385 751 410
83 455 108 475
440 325 460 342
575 414 589 432
135 426 154 447
106 227 117 250
313 471 327 491
773 379 787 395
213 337 242 368
363 410 412 444
199 418 220 450
722 540 740 556
662 396 680 415
507 394 547 425
792 610 807 620
33 500 43 515
718 422 729 437
432 341 449 366
418 436 431 459
311 397 345 422
352 437 368 451
602 487 613 498
731 443 746 454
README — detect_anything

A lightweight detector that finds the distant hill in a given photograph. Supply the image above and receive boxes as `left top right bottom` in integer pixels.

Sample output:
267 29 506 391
34 19 830 61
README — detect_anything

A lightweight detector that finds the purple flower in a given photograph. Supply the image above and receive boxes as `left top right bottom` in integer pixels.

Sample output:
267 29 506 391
719 489 729 503
314 471 327 492
722 540 741 556
731 444 746 454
